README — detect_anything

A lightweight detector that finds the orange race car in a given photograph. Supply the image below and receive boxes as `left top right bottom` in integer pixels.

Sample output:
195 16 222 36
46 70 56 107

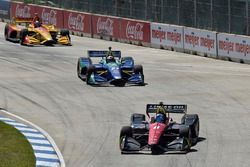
4 17 71 46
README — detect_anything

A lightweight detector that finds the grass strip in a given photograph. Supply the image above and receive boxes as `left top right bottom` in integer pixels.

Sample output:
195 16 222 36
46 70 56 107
0 121 35 167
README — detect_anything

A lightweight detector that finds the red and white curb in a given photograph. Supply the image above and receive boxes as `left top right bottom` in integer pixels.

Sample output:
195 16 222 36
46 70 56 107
0 109 65 167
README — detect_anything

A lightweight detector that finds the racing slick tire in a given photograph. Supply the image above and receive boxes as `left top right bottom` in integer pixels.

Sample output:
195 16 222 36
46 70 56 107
60 29 71 42
86 65 95 85
20 29 28 45
134 65 143 75
77 59 87 80
131 113 146 124
181 114 199 145
134 65 144 85
151 145 162 155
121 57 134 65
4 24 9 40
119 126 132 153
179 126 190 138
179 126 191 151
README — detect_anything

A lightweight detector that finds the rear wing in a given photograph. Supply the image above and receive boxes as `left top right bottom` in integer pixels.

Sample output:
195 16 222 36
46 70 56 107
88 50 121 58
146 104 187 117
12 17 33 24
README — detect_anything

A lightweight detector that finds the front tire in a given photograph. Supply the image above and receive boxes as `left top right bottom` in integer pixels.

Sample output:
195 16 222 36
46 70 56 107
4 24 9 40
86 65 95 85
134 65 144 85
20 29 28 45
119 126 132 152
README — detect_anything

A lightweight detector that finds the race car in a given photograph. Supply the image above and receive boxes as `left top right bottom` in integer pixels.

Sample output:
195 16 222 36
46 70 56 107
4 17 71 46
119 103 200 154
77 50 144 86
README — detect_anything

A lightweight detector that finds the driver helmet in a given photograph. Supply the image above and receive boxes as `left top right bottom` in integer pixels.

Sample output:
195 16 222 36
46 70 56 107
34 20 41 28
107 55 114 61
155 114 165 123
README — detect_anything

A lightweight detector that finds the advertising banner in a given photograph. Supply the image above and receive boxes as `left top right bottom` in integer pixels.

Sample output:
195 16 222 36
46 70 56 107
91 15 120 38
63 10 91 34
120 19 150 43
0 0 10 19
151 22 183 49
218 33 250 60
33 6 63 28
184 27 217 55
10 2 35 18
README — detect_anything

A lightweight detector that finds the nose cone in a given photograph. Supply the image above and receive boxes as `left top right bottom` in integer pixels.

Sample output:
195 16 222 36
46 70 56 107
109 64 122 79
36 27 53 40
148 123 166 145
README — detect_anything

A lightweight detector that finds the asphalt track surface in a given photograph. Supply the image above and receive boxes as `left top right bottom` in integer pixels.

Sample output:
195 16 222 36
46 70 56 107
1 22 250 167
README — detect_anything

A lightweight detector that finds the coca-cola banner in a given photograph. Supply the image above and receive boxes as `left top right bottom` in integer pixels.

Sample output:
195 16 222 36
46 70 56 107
92 15 120 38
63 10 91 33
151 22 183 49
120 19 150 43
184 27 217 55
10 2 35 18
218 33 250 60
34 5 63 28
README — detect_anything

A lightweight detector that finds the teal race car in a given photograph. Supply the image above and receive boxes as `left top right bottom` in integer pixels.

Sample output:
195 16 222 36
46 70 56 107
77 50 144 86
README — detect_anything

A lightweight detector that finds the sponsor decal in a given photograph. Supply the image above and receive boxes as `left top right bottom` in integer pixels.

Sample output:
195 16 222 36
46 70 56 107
68 13 84 31
200 37 215 51
16 4 31 18
126 21 143 40
41 9 57 25
97 17 113 36
151 27 166 42
185 34 199 47
235 41 250 56
219 40 234 54
167 31 181 44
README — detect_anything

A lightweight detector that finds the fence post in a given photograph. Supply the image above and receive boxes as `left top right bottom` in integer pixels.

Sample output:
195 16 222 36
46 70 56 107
246 0 249 35
228 0 231 33
177 0 180 24
161 0 163 22
194 0 197 27
144 0 148 20
210 0 213 30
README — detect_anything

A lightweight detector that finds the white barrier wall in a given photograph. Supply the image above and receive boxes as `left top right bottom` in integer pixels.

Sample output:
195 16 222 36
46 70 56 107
184 27 217 57
151 22 183 49
218 33 250 61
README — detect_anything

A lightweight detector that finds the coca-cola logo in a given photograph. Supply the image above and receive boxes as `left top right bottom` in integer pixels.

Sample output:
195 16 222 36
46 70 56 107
16 5 31 18
97 17 113 36
41 9 57 25
68 13 84 31
126 21 143 40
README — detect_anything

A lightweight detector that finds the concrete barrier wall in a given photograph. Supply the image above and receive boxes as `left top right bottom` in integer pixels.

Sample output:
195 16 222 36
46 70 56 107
1 1 250 64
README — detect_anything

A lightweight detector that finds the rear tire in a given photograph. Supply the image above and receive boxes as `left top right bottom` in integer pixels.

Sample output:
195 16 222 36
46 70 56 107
60 29 71 43
131 113 145 124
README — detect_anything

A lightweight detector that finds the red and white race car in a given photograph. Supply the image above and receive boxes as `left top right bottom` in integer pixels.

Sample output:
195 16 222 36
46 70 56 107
119 103 199 154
